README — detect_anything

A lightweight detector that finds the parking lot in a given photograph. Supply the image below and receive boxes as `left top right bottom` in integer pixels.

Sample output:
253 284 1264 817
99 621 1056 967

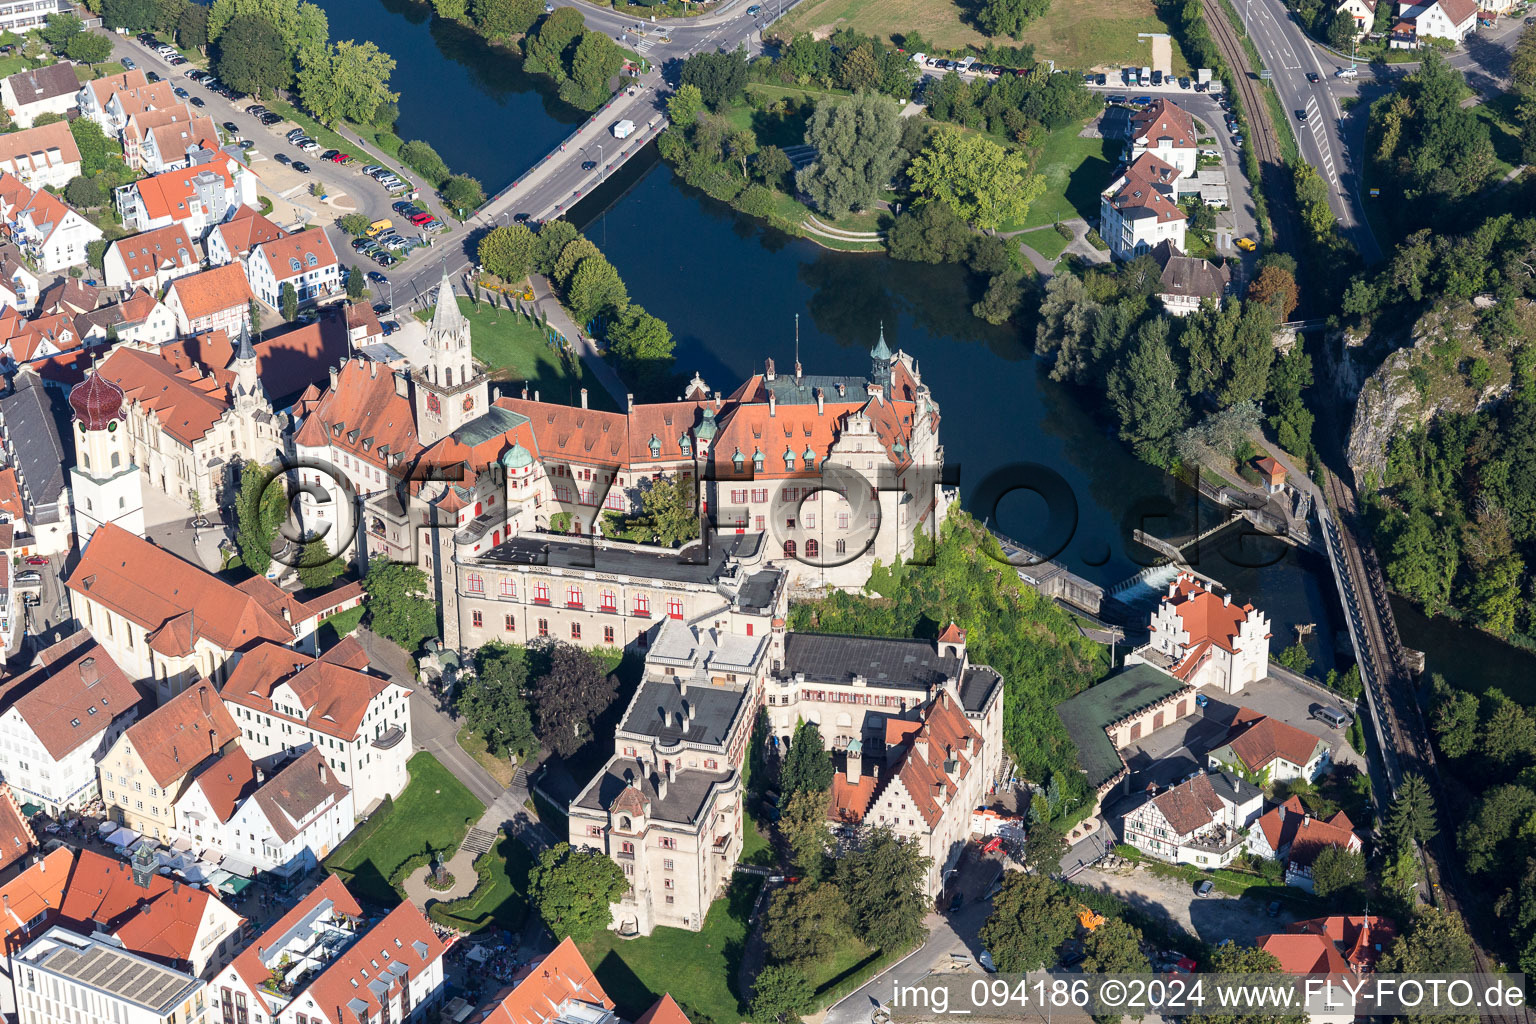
1072 861 1291 945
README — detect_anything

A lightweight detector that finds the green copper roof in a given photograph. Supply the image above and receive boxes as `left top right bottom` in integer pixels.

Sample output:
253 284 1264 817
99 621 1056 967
451 406 530 447
871 323 892 361
696 407 717 439
501 442 533 469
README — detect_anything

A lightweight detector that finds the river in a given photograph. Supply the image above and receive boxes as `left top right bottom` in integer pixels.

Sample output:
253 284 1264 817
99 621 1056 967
314 0 1536 686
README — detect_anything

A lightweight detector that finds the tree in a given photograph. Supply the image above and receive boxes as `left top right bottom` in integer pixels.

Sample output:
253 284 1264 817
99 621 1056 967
39 13 82 49
566 255 628 324
781 720 834 796
553 236 600 286
1379 906 1476 972
755 144 793 191
345 266 365 301
361 559 436 649
339 212 371 236
101 0 159 31
208 0 328 61
1023 820 1068 872
568 30 622 103
64 176 104 210
908 126 1043 231
399 139 451 186
1248 264 1299 319
69 118 114 178
459 642 538 757
973 273 1023 325
1310 845 1366 899
233 462 285 575
66 32 113 64
298 40 398 126
472 0 542 37
479 223 536 283
295 536 344 589
637 474 699 545
780 789 833 878
763 880 847 965
886 201 972 264
279 281 298 321
750 965 815 1024
1188 945 1308 1024
214 14 291 98
523 6 585 78
1082 918 1148 974
1387 772 1439 848
728 128 758 178
534 220 580 275
442 174 485 214
530 641 617 755
977 0 1050 38
86 238 108 270
606 303 675 396
528 842 627 942
1108 321 1189 466
835 824 930 951
796 91 902 220
979 872 1076 971
1432 679 1481 759
178 2 209 50
680 48 748 109
667 83 705 127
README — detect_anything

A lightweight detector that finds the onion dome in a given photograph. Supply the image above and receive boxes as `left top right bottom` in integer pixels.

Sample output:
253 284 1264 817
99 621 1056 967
69 372 125 430
501 442 533 470
696 407 718 440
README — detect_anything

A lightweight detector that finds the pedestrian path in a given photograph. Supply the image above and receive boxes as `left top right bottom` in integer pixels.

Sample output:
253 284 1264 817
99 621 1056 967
529 274 629 408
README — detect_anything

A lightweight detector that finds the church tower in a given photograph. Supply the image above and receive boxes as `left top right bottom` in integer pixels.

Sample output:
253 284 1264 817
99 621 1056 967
414 264 488 445
228 321 267 416
870 323 892 390
68 369 145 544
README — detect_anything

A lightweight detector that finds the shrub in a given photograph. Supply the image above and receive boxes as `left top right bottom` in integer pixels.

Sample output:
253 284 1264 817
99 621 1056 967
731 183 775 218
1054 221 1073 240
399 139 450 186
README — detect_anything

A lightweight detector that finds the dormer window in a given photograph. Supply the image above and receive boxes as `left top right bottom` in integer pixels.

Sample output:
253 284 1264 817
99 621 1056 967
679 436 691 455
783 448 795 470
752 449 764 471
289 257 301 272
732 449 744 471
648 435 661 457
306 252 318 267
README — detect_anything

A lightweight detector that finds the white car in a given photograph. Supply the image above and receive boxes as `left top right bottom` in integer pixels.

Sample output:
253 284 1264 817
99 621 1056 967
1336 66 1358 78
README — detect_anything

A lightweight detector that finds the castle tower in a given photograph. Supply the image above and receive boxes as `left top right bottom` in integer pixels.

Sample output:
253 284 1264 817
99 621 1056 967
68 369 145 543
870 323 892 390
228 321 266 416
414 264 488 445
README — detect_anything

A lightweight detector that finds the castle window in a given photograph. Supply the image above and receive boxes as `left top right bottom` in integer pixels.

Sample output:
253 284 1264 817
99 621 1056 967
783 540 796 559
505 614 515 632
752 450 764 471
732 449 744 471
466 573 484 594
806 539 818 559
604 626 614 643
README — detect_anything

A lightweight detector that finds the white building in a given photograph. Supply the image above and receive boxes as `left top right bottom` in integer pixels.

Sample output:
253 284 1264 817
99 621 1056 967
205 205 287 268
1101 153 1188 261
102 224 202 295
115 153 255 237
1397 0 1477 41
0 121 79 191
1129 99 1199 178
246 228 341 309
68 371 146 546
1336 0 1378 35
1206 709 1333 784
0 631 140 816
221 637 413 814
1126 572 1271 692
11 927 210 1024
1120 769 1264 867
76 289 179 347
0 174 103 274
175 746 353 880
162 263 253 337
271 900 446 1024
0 0 61 36
0 64 80 129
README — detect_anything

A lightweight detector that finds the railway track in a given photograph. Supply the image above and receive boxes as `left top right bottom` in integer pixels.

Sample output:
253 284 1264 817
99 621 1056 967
1319 470 1527 1024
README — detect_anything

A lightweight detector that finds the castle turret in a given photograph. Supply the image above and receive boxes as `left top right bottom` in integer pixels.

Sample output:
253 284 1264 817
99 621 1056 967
870 323 892 389
413 263 488 445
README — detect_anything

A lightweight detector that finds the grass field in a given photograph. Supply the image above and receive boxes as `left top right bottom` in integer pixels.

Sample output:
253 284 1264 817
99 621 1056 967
430 832 534 934
415 297 617 410
774 0 1185 71
1004 118 1115 231
324 752 484 906
1015 225 1072 261
457 725 517 788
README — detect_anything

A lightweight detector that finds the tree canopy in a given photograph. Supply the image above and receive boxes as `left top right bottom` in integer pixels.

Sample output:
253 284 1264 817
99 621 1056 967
781 720 834 796
529 642 617 756
459 642 538 758
528 842 627 942
362 559 437 650
795 91 903 220
908 126 1043 231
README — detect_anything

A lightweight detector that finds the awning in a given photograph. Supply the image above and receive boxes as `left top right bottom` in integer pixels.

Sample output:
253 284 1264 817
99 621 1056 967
105 826 139 848
19 803 40 817
97 821 116 837
170 837 193 853
216 873 255 896
220 856 259 879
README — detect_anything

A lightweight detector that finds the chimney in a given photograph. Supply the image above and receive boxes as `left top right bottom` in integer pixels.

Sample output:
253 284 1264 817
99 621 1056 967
172 880 180 894
534 390 540 403
765 358 776 382
626 393 634 412
522 385 529 399
319 762 328 785
1223 593 1232 606
393 371 408 398
78 657 99 686
815 388 824 415
329 364 339 390
281 605 291 624
256 768 265 784
836 382 845 397
845 742 862 784
768 391 776 417
580 388 588 409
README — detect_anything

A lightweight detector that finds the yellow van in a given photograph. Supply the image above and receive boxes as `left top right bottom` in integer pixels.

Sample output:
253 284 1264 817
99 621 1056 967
366 219 393 237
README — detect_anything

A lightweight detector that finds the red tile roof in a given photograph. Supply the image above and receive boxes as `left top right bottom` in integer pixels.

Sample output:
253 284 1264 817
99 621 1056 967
1164 574 1260 655
119 678 241 789
162 313 351 403
226 874 363 1017
165 262 253 322
293 356 422 472
94 344 231 447
86 68 148 106
221 636 405 743
0 847 72 956
844 693 980 830
61 848 237 968
0 121 80 176
1221 710 1328 774
1130 98 1197 151
107 224 199 285
1256 931 1352 975
1256 456 1286 483
0 784 36 871
210 204 287 261
130 153 239 224
1256 796 1359 866
634 994 694 1024
0 630 140 761
1150 772 1225 835
829 771 877 825
188 746 257 824
1436 0 1478 25
254 227 339 282
302 901 444 1024
473 937 613 1024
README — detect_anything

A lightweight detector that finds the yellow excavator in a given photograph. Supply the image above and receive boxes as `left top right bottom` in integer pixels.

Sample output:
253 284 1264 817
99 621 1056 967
1076 905 1106 932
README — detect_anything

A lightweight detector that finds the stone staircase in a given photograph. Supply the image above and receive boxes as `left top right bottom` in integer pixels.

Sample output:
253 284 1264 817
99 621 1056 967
460 826 498 858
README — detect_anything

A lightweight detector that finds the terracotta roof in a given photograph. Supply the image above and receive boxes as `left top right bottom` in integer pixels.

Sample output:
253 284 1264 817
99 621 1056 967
187 746 257 824
94 344 231 447
828 770 877 825
0 630 139 761
1163 574 1261 655
146 112 218 163
1436 0 1478 23
119 678 240 789
1131 98 1197 151
302 901 444 1023
248 747 350 843
0 784 36 871
634 995 693 1024
37 277 98 315
1256 932 1352 975
1106 158 1188 224
937 622 966 645
0 846 72 955
86 68 148 106
165 263 253 322
846 692 980 830
254 227 339 282
1289 915 1396 972
473 937 614 1024
164 311 351 404
1 310 81 363
61 848 237 968
292 356 421 472
129 153 238 224
1256 456 1286 482
1256 796 1359 866
0 121 80 176
1220 710 1328 774
1150 772 1225 835
221 637 404 743
107 224 199 284
226 874 362 1016
210 204 286 261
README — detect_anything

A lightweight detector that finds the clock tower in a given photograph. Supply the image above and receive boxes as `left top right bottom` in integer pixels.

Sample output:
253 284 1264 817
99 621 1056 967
69 368 145 544
414 263 488 445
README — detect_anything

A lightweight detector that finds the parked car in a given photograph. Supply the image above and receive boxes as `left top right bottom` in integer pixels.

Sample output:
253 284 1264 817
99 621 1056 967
292 161 311 173
1178 76 1190 88
15 571 40 583
1195 880 1214 897
329 152 351 163
121 57 136 70
189 96 205 107
1133 95 1152 105
393 202 419 214
1313 706 1351 728
23 555 46 566
1108 94 1128 105
1150 70 1163 86
275 153 291 165
321 149 340 160
1096 73 1107 85
351 238 374 252
247 104 267 115
376 253 397 267
1236 236 1256 251
1267 900 1282 917
173 86 189 98
409 212 434 225
222 121 240 135
146 71 161 82
1336 65 1358 78
168 56 186 65
382 319 401 335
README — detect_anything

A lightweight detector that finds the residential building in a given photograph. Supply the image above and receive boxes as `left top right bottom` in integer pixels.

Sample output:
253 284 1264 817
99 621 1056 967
68 369 146 544
1101 152 1187 260
0 631 140 816
11 926 210 1024
36 279 98 317
1248 796 1362 889
0 121 79 189
163 263 254 337
1129 99 1198 177
1150 240 1230 315
76 288 178 347
1397 0 1477 41
115 152 255 237
210 874 362 1024
1206 708 1333 783
220 636 413 813
97 678 241 841
0 783 34 870
1127 572 1272 692
1336 0 1378 34
0 64 79 128
765 624 1006 791
102 224 202 294
1255 915 1396 1024
0 240 38 312
1255 455 1287 494
0 173 103 273
468 937 616 1024
0 309 85 363
66 524 353 696
0 0 59 34
1389 16 1420 45
77 68 153 128
567 615 767 936
86 337 281 512
205 204 286 267
125 106 219 174
0 847 72 1020
826 689 989 898
246 228 341 308
1056 663 1199 807
266 899 446 1024
1120 769 1263 867
0 368 71 554
174 746 353 880
343 301 383 349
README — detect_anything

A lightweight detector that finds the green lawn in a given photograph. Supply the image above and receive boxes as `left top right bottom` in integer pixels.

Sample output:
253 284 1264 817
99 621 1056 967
1016 225 1072 262
429 832 534 934
581 876 762 1023
740 815 775 867
1004 119 1115 231
0 54 37 78
416 297 618 411
1474 93 1524 177
317 604 366 649
324 752 485 906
